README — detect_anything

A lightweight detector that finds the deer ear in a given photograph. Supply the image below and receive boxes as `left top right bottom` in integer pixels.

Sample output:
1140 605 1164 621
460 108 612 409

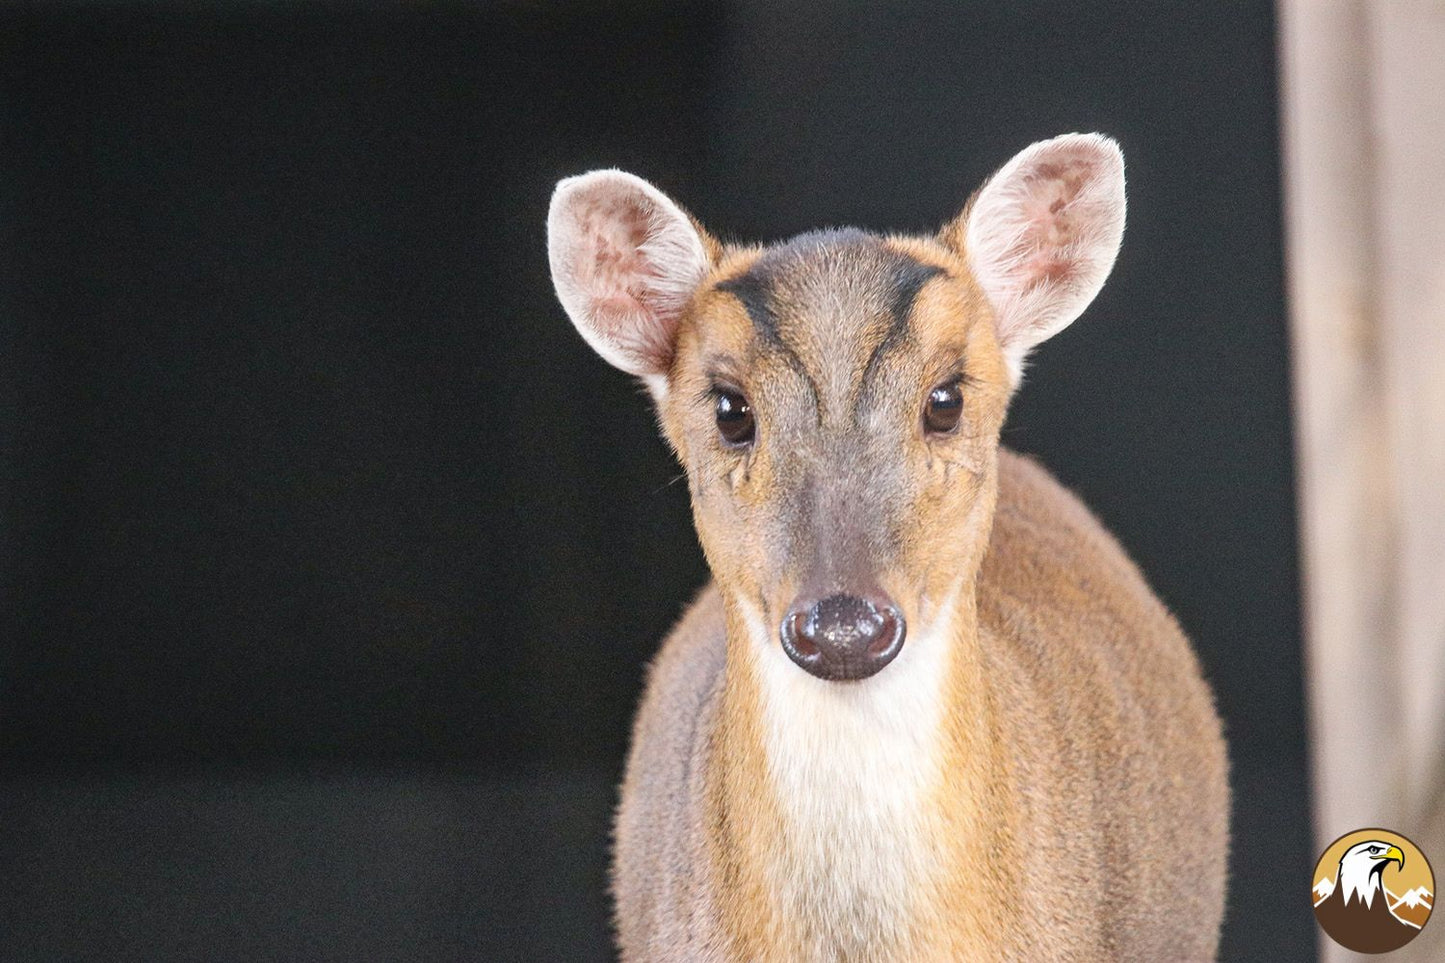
547 170 716 393
943 133 1125 385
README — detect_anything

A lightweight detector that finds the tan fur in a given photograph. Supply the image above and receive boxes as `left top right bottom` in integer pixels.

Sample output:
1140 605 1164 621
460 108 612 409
551 138 1228 962
615 250 1227 958
616 452 1228 961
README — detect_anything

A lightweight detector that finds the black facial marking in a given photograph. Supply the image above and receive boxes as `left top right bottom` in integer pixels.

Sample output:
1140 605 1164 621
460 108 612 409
888 259 946 334
715 229 946 418
720 229 942 343
715 229 881 347
715 272 779 344
856 260 945 411
716 261 819 407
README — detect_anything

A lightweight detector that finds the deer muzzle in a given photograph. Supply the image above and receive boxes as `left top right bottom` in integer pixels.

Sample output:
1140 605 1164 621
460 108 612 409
779 592 906 681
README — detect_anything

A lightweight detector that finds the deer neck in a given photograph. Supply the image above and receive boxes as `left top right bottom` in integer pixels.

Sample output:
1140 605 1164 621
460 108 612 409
705 585 1015 962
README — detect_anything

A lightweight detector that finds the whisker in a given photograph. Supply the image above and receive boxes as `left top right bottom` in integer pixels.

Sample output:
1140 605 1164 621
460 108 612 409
650 471 690 496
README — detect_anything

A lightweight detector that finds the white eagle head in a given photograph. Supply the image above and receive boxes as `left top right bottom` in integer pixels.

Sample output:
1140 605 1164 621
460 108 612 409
1337 840 1406 909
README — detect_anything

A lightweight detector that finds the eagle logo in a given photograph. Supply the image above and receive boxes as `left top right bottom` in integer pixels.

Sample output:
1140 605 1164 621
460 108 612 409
1313 828 1433 953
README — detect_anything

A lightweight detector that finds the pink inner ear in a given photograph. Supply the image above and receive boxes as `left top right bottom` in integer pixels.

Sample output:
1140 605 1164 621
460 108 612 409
575 192 665 330
964 134 1125 379
1007 160 1098 292
550 169 711 377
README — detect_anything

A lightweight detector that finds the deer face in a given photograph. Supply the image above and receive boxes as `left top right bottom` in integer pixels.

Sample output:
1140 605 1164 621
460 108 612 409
659 231 1009 679
548 134 1125 681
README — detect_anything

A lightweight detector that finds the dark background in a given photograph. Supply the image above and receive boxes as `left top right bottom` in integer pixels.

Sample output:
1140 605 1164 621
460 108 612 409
1 2 1312 960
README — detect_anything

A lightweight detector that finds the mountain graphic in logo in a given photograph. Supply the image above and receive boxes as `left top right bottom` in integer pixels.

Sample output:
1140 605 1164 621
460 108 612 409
1389 886 1434 929
1312 828 1434 953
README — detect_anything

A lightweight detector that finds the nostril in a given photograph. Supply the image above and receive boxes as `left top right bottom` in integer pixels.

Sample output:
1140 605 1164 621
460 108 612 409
866 608 902 657
780 593 907 680
783 610 820 658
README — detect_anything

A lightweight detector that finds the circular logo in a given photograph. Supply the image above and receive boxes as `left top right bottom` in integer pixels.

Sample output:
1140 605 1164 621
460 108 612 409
1313 828 1433 953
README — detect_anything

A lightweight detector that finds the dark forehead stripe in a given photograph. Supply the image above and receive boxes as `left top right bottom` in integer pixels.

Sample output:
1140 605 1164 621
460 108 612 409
714 271 778 343
710 230 875 344
857 257 944 398
712 249 814 398
852 259 945 418
884 257 945 335
714 229 944 344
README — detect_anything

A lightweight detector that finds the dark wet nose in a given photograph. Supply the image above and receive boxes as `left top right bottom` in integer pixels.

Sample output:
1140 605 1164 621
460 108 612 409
779 593 906 681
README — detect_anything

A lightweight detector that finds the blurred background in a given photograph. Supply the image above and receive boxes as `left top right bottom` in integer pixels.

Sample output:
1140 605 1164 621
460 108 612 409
2 1 1430 961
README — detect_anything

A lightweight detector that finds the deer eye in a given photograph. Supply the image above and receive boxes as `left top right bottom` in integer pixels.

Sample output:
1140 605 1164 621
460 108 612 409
923 381 963 434
715 389 755 446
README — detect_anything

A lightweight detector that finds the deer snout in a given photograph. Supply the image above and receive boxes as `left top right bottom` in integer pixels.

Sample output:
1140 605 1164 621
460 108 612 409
779 593 906 681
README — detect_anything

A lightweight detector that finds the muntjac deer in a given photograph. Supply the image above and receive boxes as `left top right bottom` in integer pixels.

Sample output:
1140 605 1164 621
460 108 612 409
546 133 1229 961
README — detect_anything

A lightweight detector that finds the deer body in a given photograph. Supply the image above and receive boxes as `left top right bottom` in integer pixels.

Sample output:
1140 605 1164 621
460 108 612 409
547 134 1229 961
614 451 1226 961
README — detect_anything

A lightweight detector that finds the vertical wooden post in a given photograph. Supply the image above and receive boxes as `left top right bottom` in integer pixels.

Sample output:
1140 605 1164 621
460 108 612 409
1280 2 1445 959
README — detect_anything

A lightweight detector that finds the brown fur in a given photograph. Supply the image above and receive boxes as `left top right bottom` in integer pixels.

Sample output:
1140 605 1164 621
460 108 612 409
552 155 1228 961
615 452 1229 961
